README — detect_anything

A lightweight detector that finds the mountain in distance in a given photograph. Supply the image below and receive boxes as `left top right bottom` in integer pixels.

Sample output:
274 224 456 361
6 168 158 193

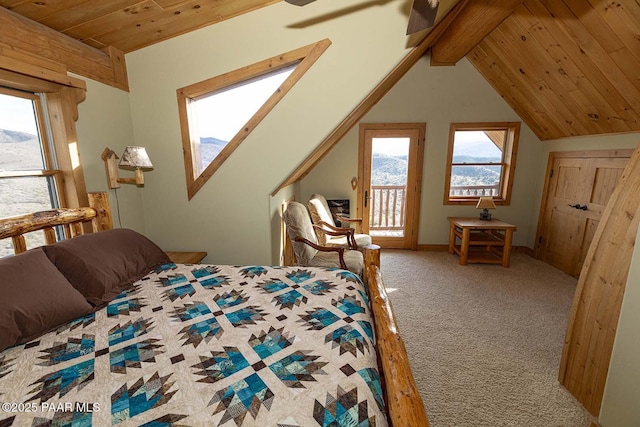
451 154 501 187
0 128 36 143
453 154 501 163
0 128 41 171
199 136 229 167
371 151 501 188
372 153 408 186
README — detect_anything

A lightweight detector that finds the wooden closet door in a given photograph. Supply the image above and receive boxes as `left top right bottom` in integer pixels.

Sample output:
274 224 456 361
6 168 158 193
536 151 632 277
576 157 629 271
538 157 589 276
560 145 640 417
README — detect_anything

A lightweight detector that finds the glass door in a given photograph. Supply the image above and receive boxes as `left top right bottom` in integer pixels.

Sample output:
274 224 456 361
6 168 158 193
358 123 425 249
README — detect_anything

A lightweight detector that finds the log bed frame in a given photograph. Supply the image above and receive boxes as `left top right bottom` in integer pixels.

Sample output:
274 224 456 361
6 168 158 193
0 191 429 426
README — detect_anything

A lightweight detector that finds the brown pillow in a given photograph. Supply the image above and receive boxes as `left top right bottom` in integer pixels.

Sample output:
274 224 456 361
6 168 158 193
42 228 171 306
0 248 93 352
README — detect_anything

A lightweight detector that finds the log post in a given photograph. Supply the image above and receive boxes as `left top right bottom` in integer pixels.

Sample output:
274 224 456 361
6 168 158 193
365 264 429 426
363 244 381 284
88 191 113 231
11 235 26 254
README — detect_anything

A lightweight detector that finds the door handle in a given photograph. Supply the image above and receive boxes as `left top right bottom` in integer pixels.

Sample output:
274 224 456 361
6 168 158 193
569 203 588 211
364 190 368 208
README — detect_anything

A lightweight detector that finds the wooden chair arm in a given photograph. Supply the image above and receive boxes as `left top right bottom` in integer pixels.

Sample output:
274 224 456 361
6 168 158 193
313 223 357 250
315 221 352 233
294 237 347 269
336 215 362 223
336 215 364 233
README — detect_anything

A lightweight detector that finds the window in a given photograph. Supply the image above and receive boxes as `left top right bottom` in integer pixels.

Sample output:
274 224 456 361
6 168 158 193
444 122 520 205
0 89 61 255
177 39 331 200
0 69 88 257
190 64 297 175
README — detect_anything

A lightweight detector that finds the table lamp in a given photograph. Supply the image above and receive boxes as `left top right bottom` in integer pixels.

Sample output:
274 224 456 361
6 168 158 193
476 196 496 221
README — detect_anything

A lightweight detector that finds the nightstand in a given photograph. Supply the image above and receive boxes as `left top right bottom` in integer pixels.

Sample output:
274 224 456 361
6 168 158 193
165 251 208 264
447 217 517 268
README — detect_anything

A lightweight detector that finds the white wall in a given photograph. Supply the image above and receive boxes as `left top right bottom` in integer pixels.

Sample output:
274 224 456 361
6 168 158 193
74 77 146 233
124 0 426 264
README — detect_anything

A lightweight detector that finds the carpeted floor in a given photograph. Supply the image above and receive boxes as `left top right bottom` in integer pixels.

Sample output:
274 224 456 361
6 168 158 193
380 250 592 427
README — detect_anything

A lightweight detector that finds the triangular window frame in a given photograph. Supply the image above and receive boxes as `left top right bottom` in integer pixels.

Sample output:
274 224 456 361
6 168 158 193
177 39 331 200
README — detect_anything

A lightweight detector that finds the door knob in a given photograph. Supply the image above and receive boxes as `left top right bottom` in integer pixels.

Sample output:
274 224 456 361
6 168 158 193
569 204 588 211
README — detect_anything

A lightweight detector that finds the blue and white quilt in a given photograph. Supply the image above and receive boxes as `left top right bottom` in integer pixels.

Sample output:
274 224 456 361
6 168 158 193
0 263 387 426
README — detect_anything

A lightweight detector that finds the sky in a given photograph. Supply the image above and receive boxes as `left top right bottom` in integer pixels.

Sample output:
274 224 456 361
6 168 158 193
0 93 37 135
195 65 295 142
372 137 410 156
453 130 502 158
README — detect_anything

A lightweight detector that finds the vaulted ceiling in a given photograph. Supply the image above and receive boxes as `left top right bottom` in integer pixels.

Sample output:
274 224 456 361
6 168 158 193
461 0 640 140
2 0 640 141
0 0 278 53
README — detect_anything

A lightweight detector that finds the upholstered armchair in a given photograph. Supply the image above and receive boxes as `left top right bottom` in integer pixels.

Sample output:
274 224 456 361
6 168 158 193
307 193 372 250
283 201 363 276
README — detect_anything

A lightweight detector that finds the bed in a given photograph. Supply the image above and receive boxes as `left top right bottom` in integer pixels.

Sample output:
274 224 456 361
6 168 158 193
0 192 427 427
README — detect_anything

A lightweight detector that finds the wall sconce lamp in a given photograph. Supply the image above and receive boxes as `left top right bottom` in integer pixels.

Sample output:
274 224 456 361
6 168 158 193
101 146 153 189
476 196 496 221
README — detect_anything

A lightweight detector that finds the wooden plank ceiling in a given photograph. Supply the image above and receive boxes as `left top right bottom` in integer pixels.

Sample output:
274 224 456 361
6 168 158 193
461 0 640 140
0 0 279 53
2 0 640 141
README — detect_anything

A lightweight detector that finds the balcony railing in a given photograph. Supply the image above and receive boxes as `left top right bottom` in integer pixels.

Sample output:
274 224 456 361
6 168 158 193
370 185 406 232
449 182 500 197
368 183 499 235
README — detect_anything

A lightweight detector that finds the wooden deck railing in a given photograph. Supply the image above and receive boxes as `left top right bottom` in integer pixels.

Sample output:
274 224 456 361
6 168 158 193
369 183 500 234
449 182 500 197
370 185 406 231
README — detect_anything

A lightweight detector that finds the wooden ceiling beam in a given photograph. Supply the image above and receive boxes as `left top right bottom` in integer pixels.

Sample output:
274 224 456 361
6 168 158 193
0 6 129 91
430 0 524 66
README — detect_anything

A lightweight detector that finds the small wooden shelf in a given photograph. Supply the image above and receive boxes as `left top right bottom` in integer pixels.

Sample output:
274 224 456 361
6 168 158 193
165 251 207 264
447 217 517 267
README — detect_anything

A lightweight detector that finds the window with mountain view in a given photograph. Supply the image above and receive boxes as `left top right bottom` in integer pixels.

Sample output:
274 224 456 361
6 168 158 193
177 39 331 200
444 122 520 205
190 64 297 174
0 89 61 256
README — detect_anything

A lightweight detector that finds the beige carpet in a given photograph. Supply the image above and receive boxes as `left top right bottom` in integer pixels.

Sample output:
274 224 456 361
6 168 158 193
380 250 592 427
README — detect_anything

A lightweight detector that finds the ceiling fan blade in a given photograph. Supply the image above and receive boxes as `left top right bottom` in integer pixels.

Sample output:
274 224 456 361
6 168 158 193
406 0 438 35
284 0 317 5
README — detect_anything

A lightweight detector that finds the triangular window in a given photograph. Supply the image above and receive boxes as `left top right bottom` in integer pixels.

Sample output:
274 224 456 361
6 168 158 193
178 39 331 200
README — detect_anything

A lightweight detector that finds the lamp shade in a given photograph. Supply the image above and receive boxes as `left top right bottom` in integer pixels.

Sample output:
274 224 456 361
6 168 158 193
476 196 496 210
119 146 153 169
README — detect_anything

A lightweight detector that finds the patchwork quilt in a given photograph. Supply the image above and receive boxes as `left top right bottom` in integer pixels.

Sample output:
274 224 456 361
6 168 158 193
0 263 387 427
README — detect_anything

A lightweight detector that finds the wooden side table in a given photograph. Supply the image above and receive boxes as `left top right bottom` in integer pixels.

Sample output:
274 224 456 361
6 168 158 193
165 251 208 264
447 217 517 267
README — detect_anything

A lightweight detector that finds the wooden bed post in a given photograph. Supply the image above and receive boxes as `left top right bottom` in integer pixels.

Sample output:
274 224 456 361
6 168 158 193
88 191 113 231
362 244 381 284
363 245 430 426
